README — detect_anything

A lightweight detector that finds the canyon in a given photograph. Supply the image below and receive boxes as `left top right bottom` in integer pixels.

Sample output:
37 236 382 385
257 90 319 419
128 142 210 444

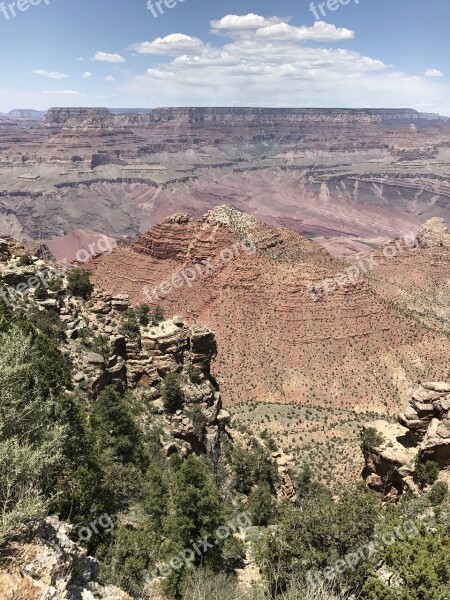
91 206 450 414
1 107 450 257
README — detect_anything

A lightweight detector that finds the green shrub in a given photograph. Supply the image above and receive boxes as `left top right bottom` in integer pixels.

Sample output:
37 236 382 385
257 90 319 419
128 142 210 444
17 254 33 266
67 268 93 299
414 458 440 488
190 405 207 440
361 427 384 450
429 481 448 505
120 312 140 339
249 481 274 526
151 305 165 325
187 364 203 384
48 276 64 292
162 373 184 413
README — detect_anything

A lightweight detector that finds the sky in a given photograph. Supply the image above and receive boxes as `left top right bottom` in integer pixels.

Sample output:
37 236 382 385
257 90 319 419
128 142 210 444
0 0 449 113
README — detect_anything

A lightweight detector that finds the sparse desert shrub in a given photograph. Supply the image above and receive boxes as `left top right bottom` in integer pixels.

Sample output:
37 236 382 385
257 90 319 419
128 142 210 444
17 254 33 266
414 458 440 488
162 372 184 413
429 481 448 505
67 268 93 299
361 427 384 450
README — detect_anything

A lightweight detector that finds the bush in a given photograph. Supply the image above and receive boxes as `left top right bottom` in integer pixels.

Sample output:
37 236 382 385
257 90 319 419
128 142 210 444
120 312 140 339
162 373 184 413
91 386 144 465
152 305 165 325
67 268 93 299
0 324 72 541
17 254 33 266
248 482 274 526
187 364 203 384
132 304 150 326
48 276 64 292
429 481 448 505
414 458 440 488
190 405 207 440
361 427 384 450
33 283 47 299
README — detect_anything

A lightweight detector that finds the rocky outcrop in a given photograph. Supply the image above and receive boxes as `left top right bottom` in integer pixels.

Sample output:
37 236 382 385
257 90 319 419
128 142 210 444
398 382 450 466
416 217 450 248
362 421 418 500
0 517 131 600
92 208 450 413
363 382 450 499
0 237 229 462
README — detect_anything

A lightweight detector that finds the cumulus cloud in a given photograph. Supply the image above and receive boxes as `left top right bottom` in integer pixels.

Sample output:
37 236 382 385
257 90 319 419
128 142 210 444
210 13 282 33
82 71 92 79
92 52 125 63
34 69 68 79
124 13 449 115
424 68 443 77
255 21 355 42
129 34 207 57
105 75 116 82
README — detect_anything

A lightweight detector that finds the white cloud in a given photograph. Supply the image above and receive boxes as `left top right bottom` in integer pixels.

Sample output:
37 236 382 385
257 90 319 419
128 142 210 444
92 52 125 63
211 13 282 33
255 21 355 42
126 14 449 115
105 75 116 82
425 68 443 77
146 68 175 79
82 71 93 79
129 33 207 56
34 69 68 79
41 90 81 95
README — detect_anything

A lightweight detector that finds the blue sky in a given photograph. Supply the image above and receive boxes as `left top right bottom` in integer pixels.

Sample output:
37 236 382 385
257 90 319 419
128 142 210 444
0 0 449 113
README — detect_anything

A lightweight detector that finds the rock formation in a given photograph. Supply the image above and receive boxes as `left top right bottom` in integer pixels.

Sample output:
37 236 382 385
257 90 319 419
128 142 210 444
0 517 131 600
91 207 450 413
1 106 450 257
0 237 229 464
362 381 450 499
416 217 450 249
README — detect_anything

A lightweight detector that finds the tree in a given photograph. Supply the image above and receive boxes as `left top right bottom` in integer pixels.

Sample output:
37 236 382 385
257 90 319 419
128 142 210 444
255 483 381 595
91 386 144 466
429 481 448 505
248 482 274 526
162 456 225 597
162 373 184 413
414 458 440 488
361 427 384 451
133 304 150 326
152 305 165 325
67 268 93 299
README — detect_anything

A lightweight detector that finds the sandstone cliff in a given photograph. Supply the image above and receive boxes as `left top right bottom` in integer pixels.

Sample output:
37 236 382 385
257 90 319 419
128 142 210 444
0 518 131 600
91 207 450 413
362 381 450 499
